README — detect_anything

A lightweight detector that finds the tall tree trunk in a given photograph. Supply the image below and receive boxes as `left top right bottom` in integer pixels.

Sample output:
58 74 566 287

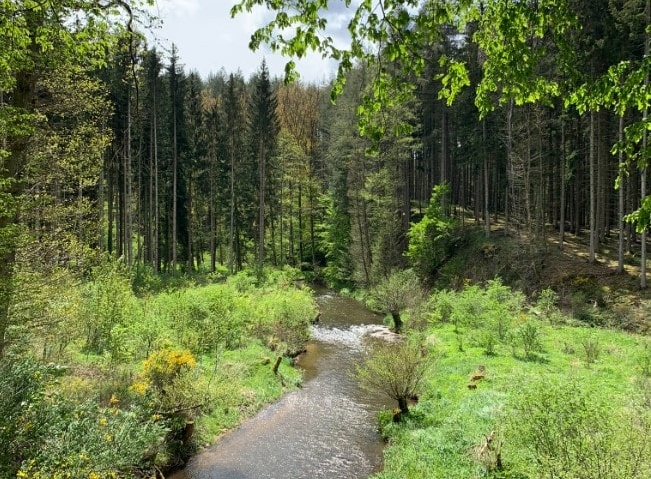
126 91 133 266
483 120 490 237
617 115 625 274
589 109 596 263
153 91 160 273
99 160 105 252
560 117 566 251
172 91 178 271
505 100 514 236
641 0 649 288
258 142 266 274
148 115 154 267
355 194 370 285
229 146 236 274
298 183 304 262
289 179 295 265
309 185 316 267
187 180 193 272
107 151 114 254
209 158 216 273
280 171 285 265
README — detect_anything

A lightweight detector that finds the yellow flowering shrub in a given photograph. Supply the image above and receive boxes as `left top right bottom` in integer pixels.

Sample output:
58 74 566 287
143 348 197 390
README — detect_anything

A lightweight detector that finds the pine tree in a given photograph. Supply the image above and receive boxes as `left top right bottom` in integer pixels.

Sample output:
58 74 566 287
223 73 249 272
249 61 279 275
184 71 207 271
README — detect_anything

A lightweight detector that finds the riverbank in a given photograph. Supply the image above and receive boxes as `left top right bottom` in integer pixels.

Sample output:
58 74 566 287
371 280 651 478
187 343 302 453
0 267 317 479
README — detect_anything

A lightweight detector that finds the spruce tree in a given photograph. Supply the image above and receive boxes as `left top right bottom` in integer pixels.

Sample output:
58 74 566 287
249 61 279 275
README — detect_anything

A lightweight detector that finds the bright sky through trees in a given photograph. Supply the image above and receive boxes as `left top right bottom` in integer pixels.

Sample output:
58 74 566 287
149 0 340 82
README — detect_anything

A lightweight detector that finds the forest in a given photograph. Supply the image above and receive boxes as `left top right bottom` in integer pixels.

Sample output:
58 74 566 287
0 0 650 478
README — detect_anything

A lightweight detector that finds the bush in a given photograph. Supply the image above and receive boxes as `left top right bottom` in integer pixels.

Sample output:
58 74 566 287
80 258 139 360
357 339 433 417
138 348 210 462
535 287 562 324
0 356 166 479
510 320 544 360
250 288 315 356
0 357 51 476
430 279 524 353
581 334 601 366
510 378 651 479
143 348 197 391
369 269 424 333
16 400 167 479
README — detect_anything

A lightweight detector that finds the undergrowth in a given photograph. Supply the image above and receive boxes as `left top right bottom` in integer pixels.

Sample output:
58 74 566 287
374 280 651 479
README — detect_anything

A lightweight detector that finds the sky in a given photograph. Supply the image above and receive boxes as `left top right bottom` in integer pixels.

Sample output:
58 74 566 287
148 0 349 84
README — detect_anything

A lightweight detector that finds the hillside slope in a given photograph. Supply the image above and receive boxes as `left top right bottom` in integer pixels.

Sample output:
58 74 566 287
434 224 651 334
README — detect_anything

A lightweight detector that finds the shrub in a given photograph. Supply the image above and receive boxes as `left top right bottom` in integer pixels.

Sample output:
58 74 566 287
369 269 424 333
16 400 167 479
139 348 210 462
357 339 433 417
581 334 601 366
0 357 166 479
197 285 244 351
511 378 651 479
485 278 524 341
535 287 562 324
80 258 139 360
510 320 543 360
481 330 497 356
0 357 51 476
251 288 315 355
430 280 524 353
143 348 197 392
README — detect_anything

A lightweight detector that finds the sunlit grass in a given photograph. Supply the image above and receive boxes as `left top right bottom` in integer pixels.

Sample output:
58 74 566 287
193 342 303 446
374 288 651 479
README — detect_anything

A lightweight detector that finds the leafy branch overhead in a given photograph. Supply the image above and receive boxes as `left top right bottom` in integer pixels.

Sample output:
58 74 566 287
232 0 650 228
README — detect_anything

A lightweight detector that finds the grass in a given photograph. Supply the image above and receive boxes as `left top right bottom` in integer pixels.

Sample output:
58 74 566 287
373 299 651 479
195 343 302 446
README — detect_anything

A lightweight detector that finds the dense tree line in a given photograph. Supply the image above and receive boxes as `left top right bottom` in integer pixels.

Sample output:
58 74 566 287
2 0 650 356
93 0 650 294
232 0 651 288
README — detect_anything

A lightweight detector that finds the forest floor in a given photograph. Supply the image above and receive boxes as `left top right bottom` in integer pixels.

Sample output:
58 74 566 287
442 215 651 334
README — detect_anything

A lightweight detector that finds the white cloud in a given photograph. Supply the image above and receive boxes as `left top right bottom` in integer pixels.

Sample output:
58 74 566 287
158 0 200 18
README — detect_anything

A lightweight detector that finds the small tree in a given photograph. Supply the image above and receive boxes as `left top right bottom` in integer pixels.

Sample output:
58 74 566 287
370 269 423 333
406 183 456 279
357 340 432 417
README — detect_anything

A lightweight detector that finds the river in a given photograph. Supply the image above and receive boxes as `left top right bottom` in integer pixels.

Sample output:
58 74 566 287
168 291 393 479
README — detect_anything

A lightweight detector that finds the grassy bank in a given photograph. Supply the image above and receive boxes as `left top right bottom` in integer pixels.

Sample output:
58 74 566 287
193 343 302 446
1 264 315 479
373 281 651 479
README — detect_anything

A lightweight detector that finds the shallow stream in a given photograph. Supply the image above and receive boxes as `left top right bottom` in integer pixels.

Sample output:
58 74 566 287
169 291 392 479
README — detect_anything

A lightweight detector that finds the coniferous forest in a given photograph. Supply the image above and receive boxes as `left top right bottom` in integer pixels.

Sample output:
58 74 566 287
1 1 651 478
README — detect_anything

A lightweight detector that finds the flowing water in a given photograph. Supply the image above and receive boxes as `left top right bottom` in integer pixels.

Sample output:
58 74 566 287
169 291 393 479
